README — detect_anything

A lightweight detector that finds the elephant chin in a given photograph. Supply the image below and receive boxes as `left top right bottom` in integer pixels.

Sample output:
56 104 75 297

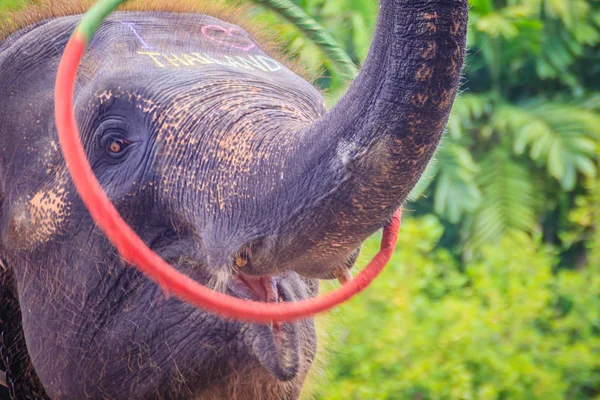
245 319 300 381
229 274 301 381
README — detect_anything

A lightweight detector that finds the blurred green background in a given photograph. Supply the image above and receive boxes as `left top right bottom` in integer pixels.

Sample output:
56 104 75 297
2 0 599 398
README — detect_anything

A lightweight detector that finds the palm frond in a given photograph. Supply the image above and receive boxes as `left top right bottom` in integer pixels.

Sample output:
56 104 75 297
433 143 482 224
493 101 600 190
463 149 539 253
447 94 493 140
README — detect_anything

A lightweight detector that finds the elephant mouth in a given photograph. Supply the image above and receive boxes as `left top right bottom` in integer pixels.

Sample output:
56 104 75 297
228 273 301 381
229 273 281 304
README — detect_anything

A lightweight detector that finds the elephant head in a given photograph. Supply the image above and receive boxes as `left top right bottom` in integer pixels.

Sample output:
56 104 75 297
0 0 467 398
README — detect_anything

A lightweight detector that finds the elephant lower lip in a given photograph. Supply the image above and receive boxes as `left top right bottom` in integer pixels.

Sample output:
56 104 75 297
244 317 300 382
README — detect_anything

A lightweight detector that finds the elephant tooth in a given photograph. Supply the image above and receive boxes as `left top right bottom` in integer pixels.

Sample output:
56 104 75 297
235 256 248 268
235 248 252 268
332 267 353 285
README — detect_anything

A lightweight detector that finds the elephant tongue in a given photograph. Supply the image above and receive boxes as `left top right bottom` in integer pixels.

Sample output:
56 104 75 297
236 274 279 303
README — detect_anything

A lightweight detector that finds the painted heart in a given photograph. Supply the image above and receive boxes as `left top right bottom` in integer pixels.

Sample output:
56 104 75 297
201 25 257 52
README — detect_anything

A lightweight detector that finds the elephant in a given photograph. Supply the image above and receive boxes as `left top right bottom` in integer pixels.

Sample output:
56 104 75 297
0 0 468 398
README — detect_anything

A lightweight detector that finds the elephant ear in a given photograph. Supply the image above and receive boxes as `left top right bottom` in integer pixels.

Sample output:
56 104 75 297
0 15 51 399
0 262 50 398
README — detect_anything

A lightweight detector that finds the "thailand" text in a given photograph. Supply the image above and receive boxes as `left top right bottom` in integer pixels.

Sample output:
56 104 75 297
136 51 283 73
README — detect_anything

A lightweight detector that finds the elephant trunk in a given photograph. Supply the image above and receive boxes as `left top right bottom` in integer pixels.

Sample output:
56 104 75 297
278 0 468 277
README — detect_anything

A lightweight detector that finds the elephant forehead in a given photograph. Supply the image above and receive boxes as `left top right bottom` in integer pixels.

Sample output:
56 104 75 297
149 88 318 212
88 13 301 83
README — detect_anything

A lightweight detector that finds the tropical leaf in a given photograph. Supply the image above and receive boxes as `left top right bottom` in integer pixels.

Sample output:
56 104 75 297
432 143 482 224
409 160 439 203
493 101 600 190
409 138 482 224
476 11 520 38
475 6 538 39
447 94 492 140
463 150 539 252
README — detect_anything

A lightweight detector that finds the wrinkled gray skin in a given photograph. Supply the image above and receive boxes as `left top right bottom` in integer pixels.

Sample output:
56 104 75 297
0 1 467 399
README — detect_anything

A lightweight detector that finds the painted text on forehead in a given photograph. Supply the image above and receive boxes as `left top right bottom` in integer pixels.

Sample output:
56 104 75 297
115 19 285 75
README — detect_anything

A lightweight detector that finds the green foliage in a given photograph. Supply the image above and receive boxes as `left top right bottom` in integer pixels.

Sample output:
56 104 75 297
253 0 358 79
418 0 600 251
246 0 377 101
411 143 482 224
311 217 600 400
497 101 600 190
0 0 27 13
464 149 540 254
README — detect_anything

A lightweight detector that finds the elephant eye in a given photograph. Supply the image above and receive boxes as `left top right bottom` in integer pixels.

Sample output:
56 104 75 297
107 138 131 155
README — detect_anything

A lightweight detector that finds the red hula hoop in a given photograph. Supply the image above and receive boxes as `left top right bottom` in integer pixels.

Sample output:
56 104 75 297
54 34 402 323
